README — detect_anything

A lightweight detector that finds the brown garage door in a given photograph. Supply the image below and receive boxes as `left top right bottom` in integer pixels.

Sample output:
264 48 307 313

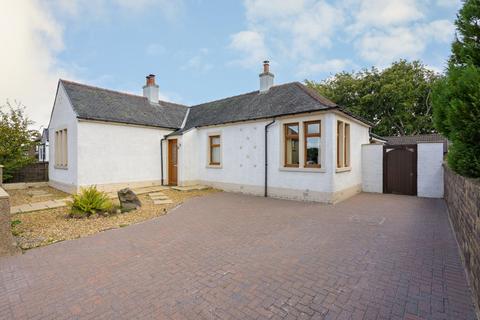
383 145 417 195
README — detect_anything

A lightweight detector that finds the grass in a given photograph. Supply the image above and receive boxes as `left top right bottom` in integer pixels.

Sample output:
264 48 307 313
11 188 219 250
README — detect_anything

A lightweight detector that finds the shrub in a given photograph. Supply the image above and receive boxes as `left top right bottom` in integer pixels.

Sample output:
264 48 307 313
68 186 112 218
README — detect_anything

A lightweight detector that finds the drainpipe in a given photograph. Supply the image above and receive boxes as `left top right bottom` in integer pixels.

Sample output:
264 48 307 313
160 138 166 186
264 119 276 197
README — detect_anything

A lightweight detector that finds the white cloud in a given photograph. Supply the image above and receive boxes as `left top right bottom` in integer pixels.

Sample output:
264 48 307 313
348 0 424 33
0 1 71 129
355 19 455 66
297 59 354 77
229 31 268 68
181 48 213 73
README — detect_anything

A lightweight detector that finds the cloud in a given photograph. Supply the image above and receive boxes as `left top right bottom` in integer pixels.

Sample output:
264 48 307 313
229 31 268 68
297 59 354 77
355 19 455 66
181 48 213 73
348 0 424 33
0 1 71 129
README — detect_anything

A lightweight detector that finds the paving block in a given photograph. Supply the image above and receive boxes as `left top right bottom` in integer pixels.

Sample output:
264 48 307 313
12 204 33 213
171 185 209 192
28 202 49 212
153 199 173 205
44 201 67 209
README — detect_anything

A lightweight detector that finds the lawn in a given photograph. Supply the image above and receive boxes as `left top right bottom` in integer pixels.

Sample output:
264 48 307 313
11 188 219 250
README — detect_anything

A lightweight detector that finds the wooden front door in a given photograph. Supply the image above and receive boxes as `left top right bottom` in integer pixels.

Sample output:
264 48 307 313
168 139 178 186
383 145 417 195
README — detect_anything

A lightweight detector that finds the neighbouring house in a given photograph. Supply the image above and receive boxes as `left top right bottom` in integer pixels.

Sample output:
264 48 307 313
38 128 49 162
48 62 372 203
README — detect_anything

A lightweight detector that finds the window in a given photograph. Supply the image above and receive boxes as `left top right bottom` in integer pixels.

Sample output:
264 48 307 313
209 135 221 165
284 123 300 167
304 121 321 168
55 129 68 168
337 121 350 168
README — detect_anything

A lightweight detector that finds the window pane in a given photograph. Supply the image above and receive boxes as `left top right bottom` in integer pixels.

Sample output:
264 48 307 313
286 137 299 165
286 124 299 136
306 137 320 166
307 122 320 134
211 136 220 145
211 146 220 164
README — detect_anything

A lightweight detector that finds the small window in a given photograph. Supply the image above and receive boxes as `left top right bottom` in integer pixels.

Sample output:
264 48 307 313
55 129 68 168
337 121 350 168
209 135 221 165
284 123 299 167
304 121 321 168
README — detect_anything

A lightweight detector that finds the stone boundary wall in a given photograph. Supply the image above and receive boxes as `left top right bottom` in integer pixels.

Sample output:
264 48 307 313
444 164 480 310
0 187 17 256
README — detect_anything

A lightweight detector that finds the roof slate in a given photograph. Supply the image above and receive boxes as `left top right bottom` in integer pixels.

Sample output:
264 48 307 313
61 80 188 129
181 82 340 132
59 80 370 133
385 133 448 152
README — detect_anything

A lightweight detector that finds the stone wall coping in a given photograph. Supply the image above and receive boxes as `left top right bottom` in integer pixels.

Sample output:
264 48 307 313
0 187 8 199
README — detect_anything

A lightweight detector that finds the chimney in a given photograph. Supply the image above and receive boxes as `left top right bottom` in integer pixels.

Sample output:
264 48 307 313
143 74 159 103
259 60 274 92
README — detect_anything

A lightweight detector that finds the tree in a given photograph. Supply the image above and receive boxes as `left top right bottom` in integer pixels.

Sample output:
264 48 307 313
432 0 480 178
0 101 37 182
306 60 440 137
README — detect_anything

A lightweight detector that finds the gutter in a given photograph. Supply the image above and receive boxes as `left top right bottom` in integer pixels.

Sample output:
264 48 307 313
264 118 276 197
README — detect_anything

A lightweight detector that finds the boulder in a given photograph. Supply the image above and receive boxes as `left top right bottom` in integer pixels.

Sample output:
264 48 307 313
117 188 141 211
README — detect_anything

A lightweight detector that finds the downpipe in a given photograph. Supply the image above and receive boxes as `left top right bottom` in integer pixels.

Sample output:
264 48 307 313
264 119 276 197
160 138 166 186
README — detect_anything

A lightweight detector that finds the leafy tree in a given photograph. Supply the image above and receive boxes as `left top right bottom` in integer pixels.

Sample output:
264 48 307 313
306 60 440 137
0 101 37 182
432 0 480 178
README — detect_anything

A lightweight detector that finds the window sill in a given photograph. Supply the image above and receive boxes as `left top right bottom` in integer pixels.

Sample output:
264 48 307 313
280 167 326 173
206 164 222 169
54 165 68 170
336 167 351 173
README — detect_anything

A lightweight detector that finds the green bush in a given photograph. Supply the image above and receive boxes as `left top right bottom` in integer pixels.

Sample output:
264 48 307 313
68 186 112 218
432 0 480 178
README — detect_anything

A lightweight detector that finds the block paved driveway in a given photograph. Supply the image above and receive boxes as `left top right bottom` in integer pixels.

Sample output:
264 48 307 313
0 193 477 320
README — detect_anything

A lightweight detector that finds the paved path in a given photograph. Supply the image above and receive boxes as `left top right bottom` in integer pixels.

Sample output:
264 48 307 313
0 193 476 319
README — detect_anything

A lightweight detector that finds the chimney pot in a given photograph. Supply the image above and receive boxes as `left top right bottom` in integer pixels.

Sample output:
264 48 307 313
263 60 270 73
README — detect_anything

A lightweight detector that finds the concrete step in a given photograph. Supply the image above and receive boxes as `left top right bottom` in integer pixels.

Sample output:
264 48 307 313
153 199 173 205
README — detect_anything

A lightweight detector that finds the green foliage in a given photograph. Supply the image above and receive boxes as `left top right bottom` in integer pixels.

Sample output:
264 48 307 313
432 0 480 178
68 186 113 218
0 101 37 182
306 60 440 137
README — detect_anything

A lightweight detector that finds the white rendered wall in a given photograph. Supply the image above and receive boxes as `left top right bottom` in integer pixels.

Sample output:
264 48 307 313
361 144 383 193
180 112 370 202
417 142 444 198
48 83 78 193
77 121 172 189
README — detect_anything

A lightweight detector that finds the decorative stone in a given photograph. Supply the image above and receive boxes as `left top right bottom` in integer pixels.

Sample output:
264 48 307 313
117 188 141 211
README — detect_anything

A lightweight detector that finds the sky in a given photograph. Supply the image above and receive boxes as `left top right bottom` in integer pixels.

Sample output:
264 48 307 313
0 0 462 129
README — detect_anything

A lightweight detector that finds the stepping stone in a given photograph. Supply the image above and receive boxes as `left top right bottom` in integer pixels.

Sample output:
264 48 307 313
171 185 209 192
32 193 53 199
153 199 173 205
44 201 67 209
149 192 166 197
150 195 169 200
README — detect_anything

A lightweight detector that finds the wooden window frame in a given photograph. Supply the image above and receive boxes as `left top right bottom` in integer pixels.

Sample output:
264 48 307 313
284 122 300 167
55 128 68 169
304 120 321 168
336 120 350 169
209 135 221 166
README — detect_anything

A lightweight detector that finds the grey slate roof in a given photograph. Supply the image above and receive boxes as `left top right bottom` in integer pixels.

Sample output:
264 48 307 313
59 80 370 133
61 80 188 129
385 133 448 152
179 82 355 133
